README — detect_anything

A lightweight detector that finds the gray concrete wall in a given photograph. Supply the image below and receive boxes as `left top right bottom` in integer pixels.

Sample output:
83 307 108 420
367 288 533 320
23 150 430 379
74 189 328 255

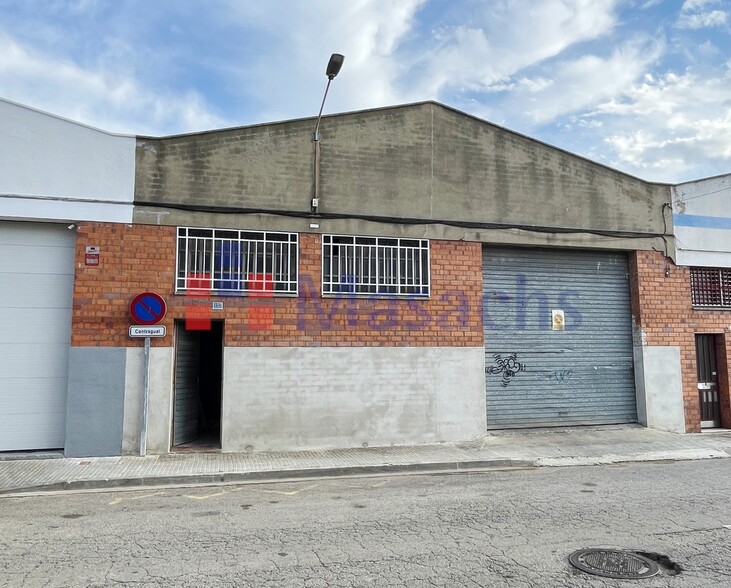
634 345 686 433
222 346 486 452
134 102 670 252
122 347 174 455
65 347 126 457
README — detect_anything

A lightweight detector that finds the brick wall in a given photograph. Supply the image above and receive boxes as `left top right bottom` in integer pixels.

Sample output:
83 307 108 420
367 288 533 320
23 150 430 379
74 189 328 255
71 223 484 349
630 250 731 431
72 223 176 347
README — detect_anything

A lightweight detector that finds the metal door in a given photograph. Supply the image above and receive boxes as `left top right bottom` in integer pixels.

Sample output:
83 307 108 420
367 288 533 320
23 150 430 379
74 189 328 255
173 325 200 445
483 246 637 428
696 334 720 428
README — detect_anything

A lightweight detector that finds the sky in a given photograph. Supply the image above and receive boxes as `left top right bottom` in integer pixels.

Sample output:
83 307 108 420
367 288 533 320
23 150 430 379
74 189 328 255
1 0 730 184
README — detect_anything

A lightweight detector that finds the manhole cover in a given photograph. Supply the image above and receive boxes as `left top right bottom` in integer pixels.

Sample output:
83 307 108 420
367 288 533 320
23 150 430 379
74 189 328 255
569 549 660 579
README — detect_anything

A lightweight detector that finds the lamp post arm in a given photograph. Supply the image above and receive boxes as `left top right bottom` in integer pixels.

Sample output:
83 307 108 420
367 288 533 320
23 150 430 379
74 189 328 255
313 77 333 141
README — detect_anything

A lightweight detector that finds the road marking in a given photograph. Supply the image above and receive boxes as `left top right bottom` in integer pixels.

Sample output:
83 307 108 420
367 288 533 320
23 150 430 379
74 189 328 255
257 483 320 496
183 490 231 500
345 480 389 489
108 491 167 505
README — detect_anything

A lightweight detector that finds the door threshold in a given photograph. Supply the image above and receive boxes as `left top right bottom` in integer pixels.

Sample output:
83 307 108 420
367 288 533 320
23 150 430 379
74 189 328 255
172 436 221 453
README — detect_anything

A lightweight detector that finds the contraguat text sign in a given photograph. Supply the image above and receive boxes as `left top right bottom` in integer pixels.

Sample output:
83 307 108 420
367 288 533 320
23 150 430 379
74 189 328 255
129 325 166 338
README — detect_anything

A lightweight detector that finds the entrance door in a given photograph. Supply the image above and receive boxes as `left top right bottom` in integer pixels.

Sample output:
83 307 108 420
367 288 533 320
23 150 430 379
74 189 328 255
696 334 720 428
173 321 223 448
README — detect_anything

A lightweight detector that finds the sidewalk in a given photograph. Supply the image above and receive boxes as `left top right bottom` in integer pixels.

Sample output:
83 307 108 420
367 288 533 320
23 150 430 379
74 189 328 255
2 425 731 495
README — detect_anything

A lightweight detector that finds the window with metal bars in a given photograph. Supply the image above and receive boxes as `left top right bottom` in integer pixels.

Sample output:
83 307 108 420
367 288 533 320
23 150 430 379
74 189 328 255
690 267 731 308
322 235 430 296
176 227 298 295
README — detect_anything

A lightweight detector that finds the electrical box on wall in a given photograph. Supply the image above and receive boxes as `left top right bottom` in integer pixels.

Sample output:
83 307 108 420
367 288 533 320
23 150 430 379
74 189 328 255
85 245 100 266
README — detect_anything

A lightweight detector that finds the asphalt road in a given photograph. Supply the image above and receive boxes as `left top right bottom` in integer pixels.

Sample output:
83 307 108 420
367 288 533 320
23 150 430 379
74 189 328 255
1 459 730 587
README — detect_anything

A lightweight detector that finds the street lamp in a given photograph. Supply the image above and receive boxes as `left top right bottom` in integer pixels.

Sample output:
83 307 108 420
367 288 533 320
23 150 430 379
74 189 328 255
312 53 344 213
314 53 344 141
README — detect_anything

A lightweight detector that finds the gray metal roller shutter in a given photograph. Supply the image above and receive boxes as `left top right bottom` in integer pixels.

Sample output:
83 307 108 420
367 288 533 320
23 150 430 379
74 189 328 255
483 246 637 428
173 327 199 446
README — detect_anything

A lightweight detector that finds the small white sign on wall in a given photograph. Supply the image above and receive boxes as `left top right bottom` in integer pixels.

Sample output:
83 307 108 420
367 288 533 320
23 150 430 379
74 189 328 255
552 309 565 331
129 325 166 337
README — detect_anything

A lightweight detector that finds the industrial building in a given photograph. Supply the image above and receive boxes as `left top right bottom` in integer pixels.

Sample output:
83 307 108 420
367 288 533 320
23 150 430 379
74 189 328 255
1 97 729 457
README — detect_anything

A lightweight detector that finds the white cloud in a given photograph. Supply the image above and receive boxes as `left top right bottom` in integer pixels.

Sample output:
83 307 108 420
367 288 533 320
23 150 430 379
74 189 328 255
678 9 728 28
0 34 228 134
697 40 721 56
678 0 728 29
516 77 555 93
590 68 731 180
509 38 663 123
408 0 620 98
681 0 722 10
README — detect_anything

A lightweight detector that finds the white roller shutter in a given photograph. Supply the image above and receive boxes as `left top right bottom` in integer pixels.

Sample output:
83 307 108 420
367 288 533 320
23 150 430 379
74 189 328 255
0 221 75 450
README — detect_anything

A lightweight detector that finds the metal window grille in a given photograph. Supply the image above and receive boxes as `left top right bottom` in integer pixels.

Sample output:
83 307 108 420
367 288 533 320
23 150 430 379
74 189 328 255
690 267 731 308
322 235 430 296
176 227 298 295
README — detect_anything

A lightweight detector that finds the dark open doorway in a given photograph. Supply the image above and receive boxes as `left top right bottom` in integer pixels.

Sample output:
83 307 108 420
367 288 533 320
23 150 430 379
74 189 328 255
173 320 223 450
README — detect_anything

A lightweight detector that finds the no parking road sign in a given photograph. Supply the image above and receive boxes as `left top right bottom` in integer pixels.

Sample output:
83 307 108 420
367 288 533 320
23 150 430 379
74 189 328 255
130 292 167 325
129 291 167 458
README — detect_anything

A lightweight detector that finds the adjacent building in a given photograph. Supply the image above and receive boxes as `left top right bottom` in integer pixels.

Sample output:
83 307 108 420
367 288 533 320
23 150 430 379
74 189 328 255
1 98 728 457
632 174 731 433
0 97 135 452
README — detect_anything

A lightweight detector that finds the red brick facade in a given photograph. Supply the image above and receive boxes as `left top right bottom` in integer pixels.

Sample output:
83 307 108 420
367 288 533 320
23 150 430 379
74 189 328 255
630 250 731 432
70 223 731 433
71 223 484 349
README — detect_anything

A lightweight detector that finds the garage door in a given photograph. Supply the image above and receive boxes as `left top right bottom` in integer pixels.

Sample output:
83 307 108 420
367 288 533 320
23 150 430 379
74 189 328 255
483 246 637 428
0 221 75 450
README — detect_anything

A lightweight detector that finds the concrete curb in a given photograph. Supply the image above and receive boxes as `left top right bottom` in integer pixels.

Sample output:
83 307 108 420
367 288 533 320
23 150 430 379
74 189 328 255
2 442 730 496
536 449 730 467
0 459 535 495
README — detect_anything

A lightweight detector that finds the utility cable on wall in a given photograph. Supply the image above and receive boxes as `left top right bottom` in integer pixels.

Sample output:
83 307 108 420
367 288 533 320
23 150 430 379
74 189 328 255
139 200 671 241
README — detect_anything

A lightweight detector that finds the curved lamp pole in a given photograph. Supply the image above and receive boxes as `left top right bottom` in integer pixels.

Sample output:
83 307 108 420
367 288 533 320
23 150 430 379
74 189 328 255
312 53 344 213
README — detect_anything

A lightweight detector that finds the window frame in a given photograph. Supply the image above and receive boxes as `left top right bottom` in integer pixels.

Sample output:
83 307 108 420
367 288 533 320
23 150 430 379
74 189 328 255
690 266 731 309
175 227 298 296
321 234 431 298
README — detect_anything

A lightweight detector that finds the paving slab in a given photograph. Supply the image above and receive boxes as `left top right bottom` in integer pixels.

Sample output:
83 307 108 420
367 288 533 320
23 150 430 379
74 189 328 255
1 425 730 495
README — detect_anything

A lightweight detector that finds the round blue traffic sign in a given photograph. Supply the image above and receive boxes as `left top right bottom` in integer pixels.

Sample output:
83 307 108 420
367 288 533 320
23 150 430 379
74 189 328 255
130 292 167 325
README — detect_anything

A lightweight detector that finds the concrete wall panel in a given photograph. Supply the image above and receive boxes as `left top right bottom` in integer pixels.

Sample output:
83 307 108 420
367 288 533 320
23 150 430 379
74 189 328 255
122 347 174 455
222 346 485 451
65 347 126 456
135 102 669 251
634 345 686 433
